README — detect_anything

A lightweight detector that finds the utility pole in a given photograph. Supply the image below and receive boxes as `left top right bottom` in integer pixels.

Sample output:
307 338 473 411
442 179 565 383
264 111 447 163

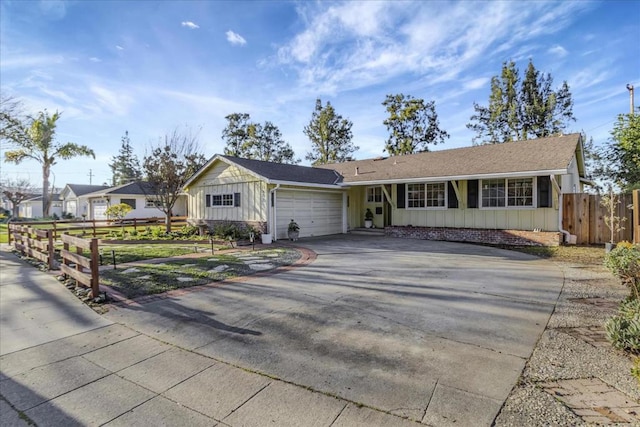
627 84 635 115
88 169 94 185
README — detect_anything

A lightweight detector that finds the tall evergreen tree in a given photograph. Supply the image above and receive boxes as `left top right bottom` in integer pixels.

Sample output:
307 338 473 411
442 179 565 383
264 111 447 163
594 109 640 191
304 99 357 165
467 59 575 144
109 131 141 186
382 93 449 155
221 113 298 164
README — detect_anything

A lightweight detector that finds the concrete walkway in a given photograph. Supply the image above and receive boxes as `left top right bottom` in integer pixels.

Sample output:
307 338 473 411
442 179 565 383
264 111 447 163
0 247 420 426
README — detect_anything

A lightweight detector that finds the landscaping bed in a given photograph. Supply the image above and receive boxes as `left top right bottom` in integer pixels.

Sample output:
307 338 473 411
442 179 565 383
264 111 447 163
100 247 300 299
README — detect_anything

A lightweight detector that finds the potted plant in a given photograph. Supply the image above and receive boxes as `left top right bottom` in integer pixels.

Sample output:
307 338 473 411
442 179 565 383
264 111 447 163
288 219 300 241
364 208 374 228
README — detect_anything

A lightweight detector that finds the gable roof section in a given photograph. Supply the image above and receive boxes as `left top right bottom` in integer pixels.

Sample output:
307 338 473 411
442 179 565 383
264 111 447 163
316 133 583 184
184 155 342 189
82 181 155 198
61 184 110 199
24 193 61 203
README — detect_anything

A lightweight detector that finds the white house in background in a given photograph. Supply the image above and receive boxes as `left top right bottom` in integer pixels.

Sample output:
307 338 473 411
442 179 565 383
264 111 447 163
59 184 110 218
81 181 187 220
183 133 587 246
19 194 63 218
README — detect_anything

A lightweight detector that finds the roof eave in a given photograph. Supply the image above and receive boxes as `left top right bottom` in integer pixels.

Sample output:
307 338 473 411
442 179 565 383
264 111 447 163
269 180 345 190
340 169 568 186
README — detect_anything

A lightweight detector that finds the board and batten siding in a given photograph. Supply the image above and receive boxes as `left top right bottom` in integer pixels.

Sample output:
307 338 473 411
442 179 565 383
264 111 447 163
187 161 268 222
346 180 560 232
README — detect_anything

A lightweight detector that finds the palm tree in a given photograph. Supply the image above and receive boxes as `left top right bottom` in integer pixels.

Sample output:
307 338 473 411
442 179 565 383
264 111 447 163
3 110 95 216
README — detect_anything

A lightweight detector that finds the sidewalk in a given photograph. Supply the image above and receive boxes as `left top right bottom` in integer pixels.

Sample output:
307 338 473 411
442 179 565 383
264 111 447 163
0 248 418 426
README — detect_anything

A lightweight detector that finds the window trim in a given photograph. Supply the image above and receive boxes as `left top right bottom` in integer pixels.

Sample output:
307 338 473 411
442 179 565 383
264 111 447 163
366 186 383 203
405 182 448 210
479 177 536 210
208 193 235 208
145 199 161 208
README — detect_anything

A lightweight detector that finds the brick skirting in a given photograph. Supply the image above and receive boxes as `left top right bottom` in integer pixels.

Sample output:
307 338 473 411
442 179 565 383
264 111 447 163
385 226 562 246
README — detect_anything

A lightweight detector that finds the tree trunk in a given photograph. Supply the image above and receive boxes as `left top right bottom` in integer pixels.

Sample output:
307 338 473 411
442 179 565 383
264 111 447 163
42 164 50 217
165 208 173 233
12 203 19 218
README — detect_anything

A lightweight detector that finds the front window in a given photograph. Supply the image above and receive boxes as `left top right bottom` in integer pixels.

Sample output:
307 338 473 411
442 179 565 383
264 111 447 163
482 179 505 207
366 186 382 203
508 178 533 206
211 194 234 207
407 183 446 208
407 183 425 208
120 198 136 209
426 183 446 207
481 178 534 207
145 199 161 208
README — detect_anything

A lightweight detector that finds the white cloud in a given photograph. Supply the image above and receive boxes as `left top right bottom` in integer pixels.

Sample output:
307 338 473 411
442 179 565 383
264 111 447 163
181 21 200 29
274 1 592 96
548 45 568 57
89 85 134 116
116 45 124 50
89 57 101 63
226 30 247 46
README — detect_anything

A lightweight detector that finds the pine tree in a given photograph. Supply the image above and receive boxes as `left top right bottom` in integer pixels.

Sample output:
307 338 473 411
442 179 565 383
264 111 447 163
109 131 141 186
222 114 298 164
304 99 357 165
382 93 449 155
468 59 575 144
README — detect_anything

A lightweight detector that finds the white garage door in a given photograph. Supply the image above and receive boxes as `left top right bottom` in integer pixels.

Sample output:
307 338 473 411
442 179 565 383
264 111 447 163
276 190 343 239
92 201 108 220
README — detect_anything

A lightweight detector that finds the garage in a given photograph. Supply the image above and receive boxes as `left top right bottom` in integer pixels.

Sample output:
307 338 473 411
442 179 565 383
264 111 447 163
92 200 108 220
275 190 343 239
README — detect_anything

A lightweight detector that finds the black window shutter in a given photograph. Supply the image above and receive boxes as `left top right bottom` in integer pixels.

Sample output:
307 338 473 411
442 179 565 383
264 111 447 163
537 176 551 207
205 194 211 207
234 193 241 207
467 180 479 208
447 182 458 209
396 184 405 209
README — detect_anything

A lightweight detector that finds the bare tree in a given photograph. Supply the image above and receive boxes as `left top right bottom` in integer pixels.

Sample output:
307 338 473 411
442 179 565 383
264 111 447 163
142 127 207 232
1 178 35 217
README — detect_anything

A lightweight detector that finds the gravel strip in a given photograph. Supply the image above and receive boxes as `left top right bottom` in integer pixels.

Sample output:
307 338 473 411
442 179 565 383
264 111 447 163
494 261 638 426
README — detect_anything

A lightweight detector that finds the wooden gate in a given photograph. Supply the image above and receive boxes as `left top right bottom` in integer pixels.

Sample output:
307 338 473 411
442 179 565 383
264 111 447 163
60 233 100 298
563 193 634 244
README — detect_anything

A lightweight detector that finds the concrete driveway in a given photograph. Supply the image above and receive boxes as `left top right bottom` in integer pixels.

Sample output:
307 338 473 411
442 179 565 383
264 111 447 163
104 235 564 425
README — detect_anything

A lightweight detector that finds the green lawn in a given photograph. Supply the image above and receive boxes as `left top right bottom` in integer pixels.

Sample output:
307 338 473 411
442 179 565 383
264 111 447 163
100 248 300 298
97 243 226 265
0 224 8 244
507 244 606 266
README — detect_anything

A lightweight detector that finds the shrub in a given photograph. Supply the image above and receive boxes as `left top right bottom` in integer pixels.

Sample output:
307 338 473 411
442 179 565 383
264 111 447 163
605 299 640 354
179 225 199 237
212 221 258 241
633 357 640 386
604 244 640 299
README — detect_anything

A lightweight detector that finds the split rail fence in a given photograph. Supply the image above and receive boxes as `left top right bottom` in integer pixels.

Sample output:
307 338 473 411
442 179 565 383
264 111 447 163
8 224 55 270
60 233 100 298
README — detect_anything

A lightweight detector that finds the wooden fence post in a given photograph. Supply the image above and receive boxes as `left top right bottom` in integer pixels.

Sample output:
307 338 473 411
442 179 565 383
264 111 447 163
90 238 99 298
47 230 54 270
634 190 639 244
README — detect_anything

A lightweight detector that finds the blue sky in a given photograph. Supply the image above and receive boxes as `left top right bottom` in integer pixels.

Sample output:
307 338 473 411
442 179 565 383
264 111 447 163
1 0 638 188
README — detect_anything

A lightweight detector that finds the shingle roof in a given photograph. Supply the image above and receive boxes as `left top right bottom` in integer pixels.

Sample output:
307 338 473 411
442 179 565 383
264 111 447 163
65 184 110 197
222 156 343 185
316 133 582 183
24 193 61 202
82 181 155 198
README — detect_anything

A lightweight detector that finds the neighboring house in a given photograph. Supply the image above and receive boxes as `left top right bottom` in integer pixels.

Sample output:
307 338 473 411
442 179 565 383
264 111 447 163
19 194 63 218
81 181 187 220
59 184 110 218
184 133 587 245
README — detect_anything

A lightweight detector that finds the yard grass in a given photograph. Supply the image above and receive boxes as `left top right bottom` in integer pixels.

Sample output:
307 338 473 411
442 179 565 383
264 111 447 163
0 224 8 244
100 248 300 299
96 243 227 265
